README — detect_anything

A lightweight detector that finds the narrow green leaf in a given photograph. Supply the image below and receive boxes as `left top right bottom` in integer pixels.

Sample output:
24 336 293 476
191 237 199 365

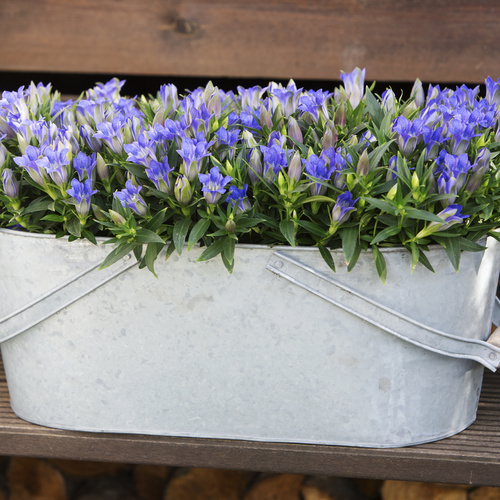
364 87 384 128
370 225 401 245
405 207 445 223
143 242 163 277
279 219 296 246
363 197 397 215
418 250 435 273
296 219 328 238
99 242 137 270
164 241 176 261
368 139 395 169
410 242 419 273
372 245 387 284
318 244 336 273
341 226 358 265
173 218 191 255
133 244 143 261
24 197 54 214
459 237 487 253
435 236 461 271
188 218 211 250
346 244 362 272
197 238 226 261
223 236 236 264
134 228 165 244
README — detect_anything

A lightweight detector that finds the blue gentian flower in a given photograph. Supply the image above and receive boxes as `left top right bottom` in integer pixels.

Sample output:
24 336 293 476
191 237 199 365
146 157 173 194
227 184 252 214
298 89 332 123
416 204 469 238
446 118 480 155
392 116 425 156
73 151 96 181
114 180 148 216
66 178 98 216
260 143 289 180
173 175 192 206
13 145 47 186
198 166 232 205
331 191 358 224
177 135 213 181
216 127 240 147
304 154 334 195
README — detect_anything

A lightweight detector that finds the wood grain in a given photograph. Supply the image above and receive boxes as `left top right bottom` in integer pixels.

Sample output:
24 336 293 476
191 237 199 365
0 0 499 83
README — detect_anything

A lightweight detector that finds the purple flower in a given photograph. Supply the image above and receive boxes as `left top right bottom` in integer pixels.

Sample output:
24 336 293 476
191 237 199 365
93 117 128 155
146 157 174 193
298 89 332 122
66 178 97 216
304 154 335 195
13 145 47 186
216 127 240 147
392 116 425 156
446 119 480 155
198 166 232 205
227 184 252 214
437 152 472 193
35 143 71 186
260 143 288 180
416 204 469 238
114 180 148 216
331 191 358 224
466 148 491 194
73 151 96 181
485 77 500 105
177 135 213 181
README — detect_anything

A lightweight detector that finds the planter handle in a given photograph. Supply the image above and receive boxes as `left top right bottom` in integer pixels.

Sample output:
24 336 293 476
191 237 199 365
0 253 138 344
266 250 500 372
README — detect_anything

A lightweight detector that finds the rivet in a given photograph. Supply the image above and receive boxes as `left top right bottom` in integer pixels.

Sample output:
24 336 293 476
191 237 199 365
274 260 283 269
489 352 497 360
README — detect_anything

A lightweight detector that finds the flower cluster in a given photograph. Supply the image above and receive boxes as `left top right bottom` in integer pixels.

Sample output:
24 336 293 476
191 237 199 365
1 71 500 280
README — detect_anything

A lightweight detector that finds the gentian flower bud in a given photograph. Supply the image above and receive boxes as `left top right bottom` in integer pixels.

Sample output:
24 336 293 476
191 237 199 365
0 142 8 167
96 153 109 181
259 103 273 129
485 77 500 105
2 169 19 198
288 151 303 184
334 102 347 127
410 78 425 107
247 148 263 185
287 117 303 144
356 149 370 176
321 121 338 150
174 175 193 206
109 209 126 225
381 89 396 114
340 67 365 109
416 204 469 238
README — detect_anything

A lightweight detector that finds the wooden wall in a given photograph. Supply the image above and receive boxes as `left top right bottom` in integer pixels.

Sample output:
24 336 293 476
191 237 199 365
0 0 499 84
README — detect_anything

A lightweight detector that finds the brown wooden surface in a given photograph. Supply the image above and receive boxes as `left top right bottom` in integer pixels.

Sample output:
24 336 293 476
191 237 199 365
0 1 499 84
0 355 499 487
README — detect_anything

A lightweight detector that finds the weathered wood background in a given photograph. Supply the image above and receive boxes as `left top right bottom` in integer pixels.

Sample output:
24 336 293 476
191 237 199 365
0 0 499 84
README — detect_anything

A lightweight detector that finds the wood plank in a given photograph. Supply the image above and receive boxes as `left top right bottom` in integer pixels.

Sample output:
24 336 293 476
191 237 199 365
0 0 499 83
0 354 500 486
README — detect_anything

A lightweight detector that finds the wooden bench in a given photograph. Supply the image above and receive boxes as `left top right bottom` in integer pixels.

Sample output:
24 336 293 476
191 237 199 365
1 0 500 488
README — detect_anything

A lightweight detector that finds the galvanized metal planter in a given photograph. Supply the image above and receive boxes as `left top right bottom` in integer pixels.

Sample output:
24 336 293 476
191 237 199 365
1 227 500 448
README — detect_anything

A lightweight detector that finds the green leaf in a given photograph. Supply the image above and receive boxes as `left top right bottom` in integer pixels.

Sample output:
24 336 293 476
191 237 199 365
372 245 387 284
370 225 401 246
341 226 358 265
296 219 328 238
435 236 461 271
99 242 137 270
24 197 55 215
363 197 397 215
143 242 163 277
405 207 445 223
410 242 419 273
417 249 435 273
346 244 362 272
134 228 165 244
459 237 487 253
173 218 191 255
368 139 395 169
222 237 236 272
279 219 296 246
364 87 384 128
66 217 81 238
164 241 176 261
318 244 336 273
188 218 211 250
198 237 226 261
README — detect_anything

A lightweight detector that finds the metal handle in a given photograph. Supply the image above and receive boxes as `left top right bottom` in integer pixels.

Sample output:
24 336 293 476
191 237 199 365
266 250 500 372
0 254 138 344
